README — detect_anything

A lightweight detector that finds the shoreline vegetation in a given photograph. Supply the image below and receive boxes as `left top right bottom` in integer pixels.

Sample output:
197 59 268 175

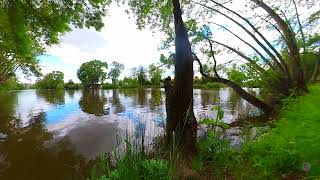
90 85 320 180
1 0 319 179
0 80 230 91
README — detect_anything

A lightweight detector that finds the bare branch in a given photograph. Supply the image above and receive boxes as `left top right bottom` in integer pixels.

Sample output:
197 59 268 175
208 22 277 70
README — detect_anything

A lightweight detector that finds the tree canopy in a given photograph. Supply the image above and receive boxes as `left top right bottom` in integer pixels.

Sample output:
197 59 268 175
0 0 110 82
35 71 64 89
77 60 108 88
108 61 124 84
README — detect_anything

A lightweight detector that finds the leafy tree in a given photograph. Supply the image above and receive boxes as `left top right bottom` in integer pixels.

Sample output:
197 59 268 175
148 64 163 85
36 71 64 89
0 0 110 83
108 61 124 84
77 60 108 88
226 65 247 87
0 77 25 91
120 76 139 88
125 0 198 151
131 66 148 85
64 79 80 90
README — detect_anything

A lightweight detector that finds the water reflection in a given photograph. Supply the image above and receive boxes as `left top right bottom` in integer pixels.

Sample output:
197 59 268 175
109 89 125 114
0 88 263 179
37 90 65 105
0 111 90 180
79 90 108 116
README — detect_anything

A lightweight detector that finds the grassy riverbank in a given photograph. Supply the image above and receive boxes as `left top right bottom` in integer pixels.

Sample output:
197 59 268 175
90 85 320 179
197 85 320 179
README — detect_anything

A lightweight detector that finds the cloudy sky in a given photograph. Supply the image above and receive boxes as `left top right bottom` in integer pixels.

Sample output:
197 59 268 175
18 1 319 83
19 4 165 83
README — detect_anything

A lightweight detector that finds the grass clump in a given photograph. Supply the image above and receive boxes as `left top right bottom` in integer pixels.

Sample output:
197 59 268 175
197 85 320 179
89 139 171 180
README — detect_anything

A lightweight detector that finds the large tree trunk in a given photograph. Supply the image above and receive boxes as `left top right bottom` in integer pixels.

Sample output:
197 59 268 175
165 0 197 153
252 0 307 94
209 77 273 114
310 50 320 83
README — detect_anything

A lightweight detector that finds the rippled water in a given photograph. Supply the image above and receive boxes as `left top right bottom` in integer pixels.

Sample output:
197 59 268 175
0 88 262 180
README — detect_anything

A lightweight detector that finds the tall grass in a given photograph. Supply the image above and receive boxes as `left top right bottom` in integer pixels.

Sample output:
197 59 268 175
197 85 320 179
89 134 176 180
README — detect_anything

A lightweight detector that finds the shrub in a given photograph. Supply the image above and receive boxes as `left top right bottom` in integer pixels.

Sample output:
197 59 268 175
90 139 170 180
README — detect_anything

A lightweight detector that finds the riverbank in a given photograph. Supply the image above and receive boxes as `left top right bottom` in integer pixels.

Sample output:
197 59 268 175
90 85 320 179
196 85 320 179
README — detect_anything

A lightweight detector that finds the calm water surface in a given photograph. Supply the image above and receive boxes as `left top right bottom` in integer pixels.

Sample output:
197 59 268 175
0 88 262 180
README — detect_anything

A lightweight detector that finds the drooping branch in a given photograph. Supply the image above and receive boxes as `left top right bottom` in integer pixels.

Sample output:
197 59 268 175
209 22 277 70
253 13 286 41
252 0 306 92
211 40 266 74
207 0 289 73
193 53 273 114
292 0 306 53
207 39 219 77
192 1 286 74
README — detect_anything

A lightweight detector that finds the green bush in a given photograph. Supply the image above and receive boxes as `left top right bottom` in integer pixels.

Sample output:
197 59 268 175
102 83 120 89
0 77 26 91
90 140 170 180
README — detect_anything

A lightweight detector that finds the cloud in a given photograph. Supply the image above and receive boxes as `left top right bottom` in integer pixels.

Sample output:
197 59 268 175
19 4 165 83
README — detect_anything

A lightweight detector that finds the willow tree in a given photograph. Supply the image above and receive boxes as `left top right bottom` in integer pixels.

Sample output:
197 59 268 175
187 0 319 97
125 0 197 152
0 0 110 83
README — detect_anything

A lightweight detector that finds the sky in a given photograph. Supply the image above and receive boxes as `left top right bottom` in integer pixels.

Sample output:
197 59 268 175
17 1 319 83
19 4 165 83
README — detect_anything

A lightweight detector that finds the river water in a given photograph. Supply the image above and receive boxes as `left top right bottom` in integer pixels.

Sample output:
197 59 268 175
0 88 263 180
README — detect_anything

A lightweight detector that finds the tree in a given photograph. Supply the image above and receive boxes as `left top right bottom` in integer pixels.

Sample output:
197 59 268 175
0 0 110 83
227 65 247 87
108 61 124 84
126 0 197 152
77 60 108 88
131 66 148 85
148 64 163 85
189 0 320 96
65 79 80 90
36 71 64 90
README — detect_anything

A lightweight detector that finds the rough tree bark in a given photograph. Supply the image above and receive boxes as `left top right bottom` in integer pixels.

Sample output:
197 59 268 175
164 0 197 153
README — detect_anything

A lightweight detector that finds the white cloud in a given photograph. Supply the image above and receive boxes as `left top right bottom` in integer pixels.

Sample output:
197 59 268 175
27 4 165 83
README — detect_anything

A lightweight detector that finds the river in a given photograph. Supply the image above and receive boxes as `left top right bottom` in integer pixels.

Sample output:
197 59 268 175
0 88 263 180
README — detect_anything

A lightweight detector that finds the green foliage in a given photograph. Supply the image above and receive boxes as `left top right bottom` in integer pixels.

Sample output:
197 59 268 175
196 130 233 178
193 80 224 89
119 77 140 88
90 139 170 180
199 105 229 129
198 85 320 179
77 60 108 88
35 71 64 90
131 66 148 85
227 65 247 87
108 61 124 84
0 0 110 81
148 64 163 85
0 77 25 91
126 0 173 33
102 83 120 89
64 79 80 89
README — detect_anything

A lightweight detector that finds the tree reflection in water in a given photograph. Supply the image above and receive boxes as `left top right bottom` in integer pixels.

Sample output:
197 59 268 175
79 89 107 116
36 90 65 105
110 89 125 114
0 112 92 180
